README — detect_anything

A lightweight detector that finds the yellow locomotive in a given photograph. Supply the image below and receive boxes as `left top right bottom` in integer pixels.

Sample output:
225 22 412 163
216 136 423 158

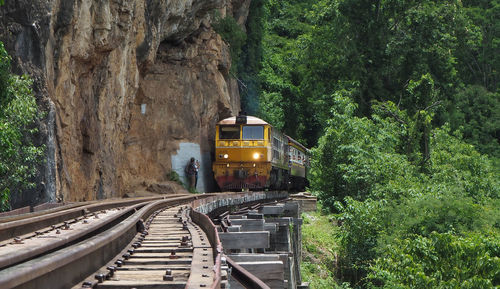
213 113 309 191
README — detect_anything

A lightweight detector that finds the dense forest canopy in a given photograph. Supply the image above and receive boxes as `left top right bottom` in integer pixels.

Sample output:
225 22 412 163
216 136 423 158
227 0 500 288
252 0 499 155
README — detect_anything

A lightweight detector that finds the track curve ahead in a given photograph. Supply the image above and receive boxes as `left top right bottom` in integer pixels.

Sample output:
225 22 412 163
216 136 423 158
0 192 285 289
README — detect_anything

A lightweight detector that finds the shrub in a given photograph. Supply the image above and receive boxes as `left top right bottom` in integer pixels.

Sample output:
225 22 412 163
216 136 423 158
379 194 500 248
368 232 500 289
336 198 386 286
313 95 499 287
311 94 416 207
168 170 183 186
0 42 44 211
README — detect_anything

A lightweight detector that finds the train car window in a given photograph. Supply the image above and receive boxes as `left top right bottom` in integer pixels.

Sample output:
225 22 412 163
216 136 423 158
219 125 240 139
273 149 280 160
242 126 264 140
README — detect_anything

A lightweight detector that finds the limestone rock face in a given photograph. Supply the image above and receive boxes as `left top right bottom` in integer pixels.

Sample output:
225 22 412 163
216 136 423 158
0 0 246 202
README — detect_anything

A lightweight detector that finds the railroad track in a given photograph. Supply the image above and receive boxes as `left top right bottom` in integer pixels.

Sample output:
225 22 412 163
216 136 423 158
0 192 284 289
75 205 217 288
0 195 185 242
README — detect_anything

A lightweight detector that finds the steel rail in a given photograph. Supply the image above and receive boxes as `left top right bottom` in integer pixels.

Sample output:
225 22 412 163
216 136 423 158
0 195 200 289
0 195 189 242
0 202 146 270
0 191 287 289
0 203 86 226
190 191 288 289
0 203 81 223
190 209 223 289
226 256 271 289
74 204 214 288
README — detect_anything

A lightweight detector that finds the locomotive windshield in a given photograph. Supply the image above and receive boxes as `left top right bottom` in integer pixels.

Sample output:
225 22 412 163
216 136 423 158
242 125 264 140
219 125 240 139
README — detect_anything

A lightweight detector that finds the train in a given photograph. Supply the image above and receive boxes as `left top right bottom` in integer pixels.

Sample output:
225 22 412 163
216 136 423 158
212 113 309 191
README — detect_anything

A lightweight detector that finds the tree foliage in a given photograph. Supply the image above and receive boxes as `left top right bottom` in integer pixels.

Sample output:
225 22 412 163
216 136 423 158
0 42 44 211
212 12 247 74
368 232 500 289
258 0 318 145
241 1 499 286
237 0 265 115
458 0 500 92
449 85 500 159
258 0 499 157
311 95 499 287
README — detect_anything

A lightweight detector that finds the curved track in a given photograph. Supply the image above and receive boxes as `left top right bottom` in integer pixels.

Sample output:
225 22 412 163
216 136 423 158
76 205 216 288
0 192 281 289
0 195 181 242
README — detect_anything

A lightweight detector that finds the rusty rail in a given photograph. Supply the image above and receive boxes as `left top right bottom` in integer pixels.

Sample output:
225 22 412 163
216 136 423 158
0 206 31 218
226 256 271 289
0 195 189 242
190 209 223 289
191 191 288 289
0 203 87 225
0 195 200 289
0 202 146 270
32 202 66 212
0 191 287 289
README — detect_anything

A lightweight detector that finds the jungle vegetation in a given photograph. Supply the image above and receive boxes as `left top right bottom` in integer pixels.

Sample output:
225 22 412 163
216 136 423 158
0 21 44 212
226 0 500 288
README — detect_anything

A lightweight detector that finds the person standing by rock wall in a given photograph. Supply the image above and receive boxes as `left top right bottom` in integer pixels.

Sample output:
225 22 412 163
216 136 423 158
185 157 197 191
194 159 200 189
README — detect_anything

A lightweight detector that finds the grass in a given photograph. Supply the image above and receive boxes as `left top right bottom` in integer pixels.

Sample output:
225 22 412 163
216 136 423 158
188 187 202 194
301 207 343 289
168 171 184 186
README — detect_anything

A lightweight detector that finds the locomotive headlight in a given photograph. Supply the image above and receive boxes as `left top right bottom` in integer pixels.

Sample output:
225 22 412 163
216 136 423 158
253 152 260 159
223 154 229 159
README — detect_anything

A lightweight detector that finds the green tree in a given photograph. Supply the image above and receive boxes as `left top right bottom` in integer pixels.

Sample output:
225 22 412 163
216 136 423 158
447 0 500 162
255 1 500 288
237 0 265 115
301 0 473 117
311 94 499 286
212 12 247 74
457 0 500 92
429 125 499 201
259 0 317 144
336 198 386 286
259 0 483 147
368 233 500 289
311 94 416 206
448 85 500 160
0 42 44 211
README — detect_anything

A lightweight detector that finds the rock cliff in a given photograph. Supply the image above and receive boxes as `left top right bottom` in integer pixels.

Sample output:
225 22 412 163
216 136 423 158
0 0 249 203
